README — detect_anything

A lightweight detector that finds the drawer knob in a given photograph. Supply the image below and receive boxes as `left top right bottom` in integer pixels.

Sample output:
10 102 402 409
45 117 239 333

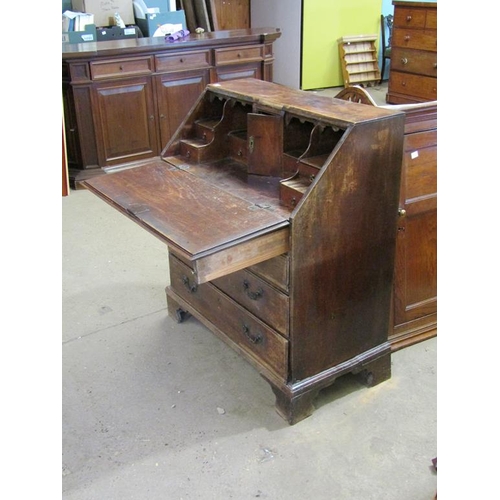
180 58 184 63
119 65 123 70
401 57 408 65
182 275 198 293
398 208 407 218
406 15 412 21
433 62 437 69
404 35 411 41
242 324 263 344
243 280 263 300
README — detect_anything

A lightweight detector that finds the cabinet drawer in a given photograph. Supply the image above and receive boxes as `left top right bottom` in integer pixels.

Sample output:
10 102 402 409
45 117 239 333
249 254 289 293
213 267 289 337
392 29 437 52
215 46 263 65
169 254 288 379
394 7 427 28
91 57 153 80
155 50 211 72
389 71 437 101
391 48 437 77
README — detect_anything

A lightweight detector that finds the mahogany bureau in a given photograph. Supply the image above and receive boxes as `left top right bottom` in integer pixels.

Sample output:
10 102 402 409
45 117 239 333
84 79 405 424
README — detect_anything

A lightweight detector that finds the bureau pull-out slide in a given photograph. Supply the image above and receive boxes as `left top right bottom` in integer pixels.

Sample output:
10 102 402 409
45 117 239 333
83 161 290 284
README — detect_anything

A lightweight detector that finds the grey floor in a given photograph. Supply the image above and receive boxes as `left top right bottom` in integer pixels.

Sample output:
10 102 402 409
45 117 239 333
62 82 437 500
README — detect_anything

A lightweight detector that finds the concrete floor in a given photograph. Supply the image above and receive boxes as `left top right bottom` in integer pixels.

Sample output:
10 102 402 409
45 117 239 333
62 182 436 499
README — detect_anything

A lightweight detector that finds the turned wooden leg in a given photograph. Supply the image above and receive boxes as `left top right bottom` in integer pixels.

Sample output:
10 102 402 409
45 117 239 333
270 385 320 425
166 294 191 323
356 354 391 387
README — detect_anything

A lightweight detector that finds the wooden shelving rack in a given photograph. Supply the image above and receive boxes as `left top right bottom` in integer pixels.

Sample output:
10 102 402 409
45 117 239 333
338 35 381 88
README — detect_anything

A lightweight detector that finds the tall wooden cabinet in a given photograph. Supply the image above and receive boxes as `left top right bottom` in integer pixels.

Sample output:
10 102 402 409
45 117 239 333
391 102 437 348
386 1 437 104
84 79 405 424
62 28 281 186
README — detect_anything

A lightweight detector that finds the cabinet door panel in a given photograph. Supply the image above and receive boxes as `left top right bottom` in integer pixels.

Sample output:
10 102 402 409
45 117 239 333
156 70 209 149
93 77 158 165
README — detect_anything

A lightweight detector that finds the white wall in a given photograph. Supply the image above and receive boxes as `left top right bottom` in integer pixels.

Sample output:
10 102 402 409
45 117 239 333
250 0 302 89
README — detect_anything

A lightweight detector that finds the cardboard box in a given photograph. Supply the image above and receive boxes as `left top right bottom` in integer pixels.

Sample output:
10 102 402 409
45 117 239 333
135 9 186 37
62 24 97 44
71 0 135 27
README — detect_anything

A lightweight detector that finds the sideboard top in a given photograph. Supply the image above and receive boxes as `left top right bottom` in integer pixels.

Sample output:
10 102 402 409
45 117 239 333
62 27 282 60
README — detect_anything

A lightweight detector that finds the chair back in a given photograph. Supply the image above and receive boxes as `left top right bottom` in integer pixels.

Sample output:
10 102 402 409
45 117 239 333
381 14 394 51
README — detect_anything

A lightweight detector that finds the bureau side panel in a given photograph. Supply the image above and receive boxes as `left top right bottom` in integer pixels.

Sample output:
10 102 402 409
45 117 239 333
289 116 405 381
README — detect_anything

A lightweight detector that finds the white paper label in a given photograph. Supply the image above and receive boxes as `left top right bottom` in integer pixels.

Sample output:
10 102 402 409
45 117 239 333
411 151 419 160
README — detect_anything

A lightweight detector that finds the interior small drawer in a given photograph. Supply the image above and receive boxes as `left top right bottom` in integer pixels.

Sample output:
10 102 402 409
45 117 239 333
212 267 290 337
169 254 288 380
155 50 211 72
391 48 437 77
91 56 153 80
394 7 427 28
215 46 263 65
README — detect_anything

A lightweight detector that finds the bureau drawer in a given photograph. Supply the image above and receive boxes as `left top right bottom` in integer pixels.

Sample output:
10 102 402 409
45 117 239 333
91 56 154 80
389 71 437 101
403 130 437 202
169 254 288 379
248 254 289 293
392 29 437 52
394 7 427 29
155 50 211 72
213 267 289 337
391 48 437 77
215 46 263 65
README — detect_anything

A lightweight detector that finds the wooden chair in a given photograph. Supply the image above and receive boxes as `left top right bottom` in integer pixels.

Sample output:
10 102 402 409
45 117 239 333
380 14 394 82
334 86 377 106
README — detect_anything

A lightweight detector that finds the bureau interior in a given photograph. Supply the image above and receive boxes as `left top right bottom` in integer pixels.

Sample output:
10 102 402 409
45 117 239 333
162 90 347 212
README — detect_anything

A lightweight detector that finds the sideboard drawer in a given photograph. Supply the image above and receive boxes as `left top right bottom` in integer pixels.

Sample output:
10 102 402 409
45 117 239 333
391 48 437 77
389 71 437 101
215 46 263 66
155 50 211 72
169 254 288 380
90 57 154 80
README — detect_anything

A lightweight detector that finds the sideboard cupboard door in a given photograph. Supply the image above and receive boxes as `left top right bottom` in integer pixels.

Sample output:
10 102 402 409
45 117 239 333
156 69 210 150
92 77 158 166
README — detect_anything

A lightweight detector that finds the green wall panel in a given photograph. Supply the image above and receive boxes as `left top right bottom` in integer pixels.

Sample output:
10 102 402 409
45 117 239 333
302 0 383 89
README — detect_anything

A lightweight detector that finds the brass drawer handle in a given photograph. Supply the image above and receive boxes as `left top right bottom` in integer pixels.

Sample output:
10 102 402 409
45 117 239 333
404 35 411 41
243 280 263 300
401 57 408 65
406 15 412 22
182 275 198 293
398 208 407 218
242 324 263 344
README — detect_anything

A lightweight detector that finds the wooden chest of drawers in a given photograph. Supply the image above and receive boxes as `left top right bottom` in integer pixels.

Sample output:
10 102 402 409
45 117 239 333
387 1 437 104
84 79 405 424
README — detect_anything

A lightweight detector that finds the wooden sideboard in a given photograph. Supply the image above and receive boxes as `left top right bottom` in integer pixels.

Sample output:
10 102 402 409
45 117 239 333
62 28 281 187
84 79 405 424
386 1 437 104
391 101 437 349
